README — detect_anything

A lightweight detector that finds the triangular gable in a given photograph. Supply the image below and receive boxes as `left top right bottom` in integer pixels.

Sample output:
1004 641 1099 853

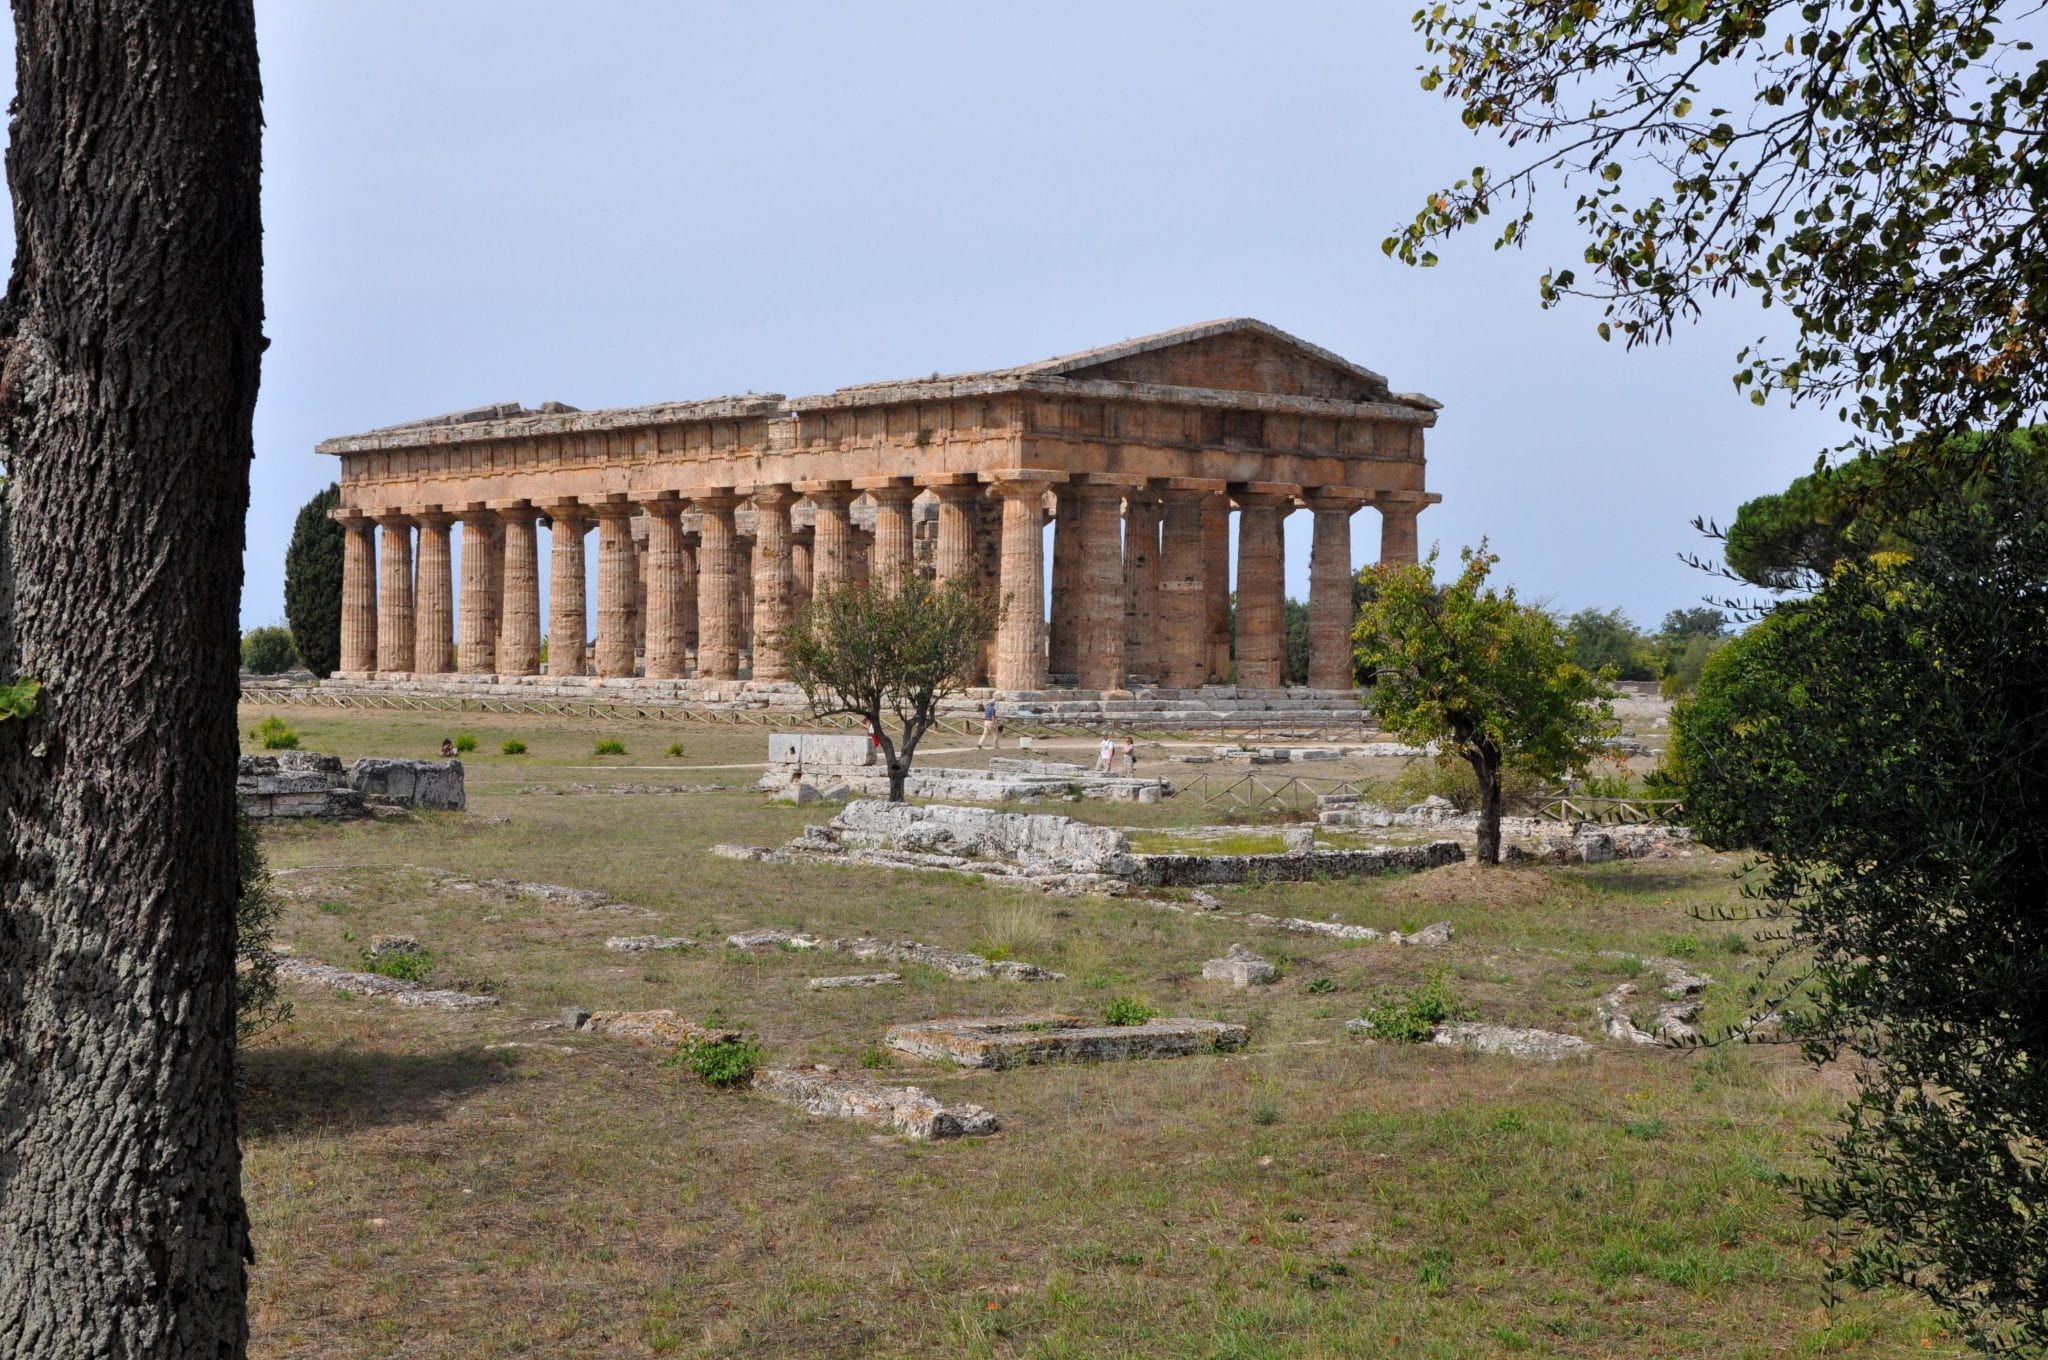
1020 318 1392 403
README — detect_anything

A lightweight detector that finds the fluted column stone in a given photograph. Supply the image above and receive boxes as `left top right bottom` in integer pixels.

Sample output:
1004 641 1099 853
594 502 638 678
1049 486 1082 682
642 500 688 679
497 506 542 676
1379 503 1421 567
1122 491 1160 684
413 513 455 675
992 479 1049 691
545 504 589 677
869 484 917 593
338 513 378 675
374 515 416 674
751 488 796 681
932 483 977 584
1308 499 1358 690
1074 486 1127 691
694 494 741 679
1201 494 1233 683
1234 494 1287 689
457 509 497 674
805 486 857 595
1156 490 1207 688
789 527 814 608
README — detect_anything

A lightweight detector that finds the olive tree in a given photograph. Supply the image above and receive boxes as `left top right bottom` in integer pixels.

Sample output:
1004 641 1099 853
783 575 999 802
1354 545 1614 863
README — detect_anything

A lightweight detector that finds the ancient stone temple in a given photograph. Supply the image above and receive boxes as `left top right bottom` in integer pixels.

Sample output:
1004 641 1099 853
320 318 1439 697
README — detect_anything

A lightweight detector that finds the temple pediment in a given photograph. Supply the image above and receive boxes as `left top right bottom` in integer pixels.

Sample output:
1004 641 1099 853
1022 318 1396 404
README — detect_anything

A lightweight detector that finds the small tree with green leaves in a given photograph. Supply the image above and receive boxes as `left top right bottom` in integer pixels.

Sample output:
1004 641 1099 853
1354 545 1614 864
239 624 298 675
284 483 344 676
784 575 998 802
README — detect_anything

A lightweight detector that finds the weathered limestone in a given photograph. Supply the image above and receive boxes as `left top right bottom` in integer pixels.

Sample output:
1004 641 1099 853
1234 494 1287 688
497 505 542 675
750 487 796 680
931 482 978 583
724 927 1063 981
544 505 588 676
1074 486 1128 690
275 952 498 1010
458 510 497 675
1307 498 1357 690
885 1014 1250 1069
788 526 814 607
805 485 857 594
867 482 917 593
993 478 1050 690
1156 490 1207 688
1048 485 1082 680
339 515 378 674
413 512 455 674
605 935 696 952
1201 494 1233 682
642 498 689 679
751 1067 998 1140
479 515 505 670
695 493 741 679
1379 502 1421 567
374 515 416 673
1202 943 1278 988
1123 490 1160 682
237 752 365 819
594 501 639 678
348 757 466 811
807 973 902 989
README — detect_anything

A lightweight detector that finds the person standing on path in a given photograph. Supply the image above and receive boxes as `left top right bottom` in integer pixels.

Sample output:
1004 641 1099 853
978 699 1001 749
1096 734 1115 772
1121 735 1137 776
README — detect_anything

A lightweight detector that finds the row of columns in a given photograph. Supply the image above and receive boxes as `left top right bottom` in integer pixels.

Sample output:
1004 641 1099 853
338 483 1424 691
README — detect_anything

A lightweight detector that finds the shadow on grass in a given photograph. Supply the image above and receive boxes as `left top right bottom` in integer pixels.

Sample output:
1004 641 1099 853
1562 864 1727 898
239 1043 517 1140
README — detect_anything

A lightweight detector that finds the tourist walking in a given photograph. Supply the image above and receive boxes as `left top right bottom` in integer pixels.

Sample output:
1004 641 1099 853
1120 735 1137 776
977 699 1001 749
1095 734 1114 772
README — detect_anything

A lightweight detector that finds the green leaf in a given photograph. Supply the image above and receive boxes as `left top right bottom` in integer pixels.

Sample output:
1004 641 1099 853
0 677 40 722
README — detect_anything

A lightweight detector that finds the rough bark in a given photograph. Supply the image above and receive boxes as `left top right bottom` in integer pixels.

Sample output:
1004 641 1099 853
0 4 262 1357
1469 748 1505 866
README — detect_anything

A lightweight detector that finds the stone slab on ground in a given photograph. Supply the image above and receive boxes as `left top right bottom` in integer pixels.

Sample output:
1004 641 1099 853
349 756 466 811
768 733 875 768
274 953 497 1010
808 973 903 989
237 752 365 819
725 929 1064 981
578 1010 740 1048
1125 840 1464 887
752 1067 998 1140
885 1013 1249 1069
1344 1017 1591 1059
605 935 696 952
1201 944 1278 988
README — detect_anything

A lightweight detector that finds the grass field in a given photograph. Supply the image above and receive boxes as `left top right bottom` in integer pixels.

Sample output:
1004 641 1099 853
238 703 1958 1358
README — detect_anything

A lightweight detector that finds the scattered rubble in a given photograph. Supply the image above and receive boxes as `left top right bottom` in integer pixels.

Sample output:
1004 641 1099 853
1201 944 1278 988
274 953 497 1010
571 1010 738 1048
761 734 1171 805
517 782 730 796
725 929 1063 981
808 973 903 989
1317 793 1694 864
604 936 696 952
1345 1017 1591 1059
751 1067 998 1140
239 752 467 819
885 1013 1249 1069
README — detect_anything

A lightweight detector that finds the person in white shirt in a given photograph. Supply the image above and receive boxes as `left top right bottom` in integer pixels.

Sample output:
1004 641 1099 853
1095 735 1114 772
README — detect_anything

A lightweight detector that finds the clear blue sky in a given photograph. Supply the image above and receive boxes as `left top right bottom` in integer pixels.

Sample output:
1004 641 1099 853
7 2 1840 633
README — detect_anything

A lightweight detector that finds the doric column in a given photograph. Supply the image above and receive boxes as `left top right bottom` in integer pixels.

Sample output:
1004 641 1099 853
991 478 1050 691
413 512 455 674
1074 485 1127 691
803 484 857 595
1122 490 1161 684
544 502 589 677
868 483 917 593
751 488 796 681
1308 497 1359 690
1234 493 1288 689
642 497 688 679
1049 485 1082 681
851 529 873 587
679 532 700 657
789 527 814 608
337 511 378 675
494 504 541 676
1201 493 1233 682
593 501 638 678
373 514 416 674
1156 489 1207 689
694 493 740 679
457 507 498 674
931 482 978 584
1379 501 1422 566
735 535 755 666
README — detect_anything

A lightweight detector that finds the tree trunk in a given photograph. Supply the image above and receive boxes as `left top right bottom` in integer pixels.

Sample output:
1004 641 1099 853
888 761 908 802
0 4 263 1357
1472 753 1505 866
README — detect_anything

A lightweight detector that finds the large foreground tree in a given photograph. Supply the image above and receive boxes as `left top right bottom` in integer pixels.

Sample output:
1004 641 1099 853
784 576 997 802
0 4 264 1356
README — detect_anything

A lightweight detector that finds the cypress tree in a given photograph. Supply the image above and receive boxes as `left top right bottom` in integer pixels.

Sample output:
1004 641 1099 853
284 483 344 676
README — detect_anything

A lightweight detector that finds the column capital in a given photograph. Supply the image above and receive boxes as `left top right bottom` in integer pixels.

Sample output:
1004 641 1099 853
691 490 741 513
637 490 685 518
924 480 983 503
414 508 458 527
371 510 416 528
330 506 373 528
1231 487 1300 509
852 475 917 498
459 501 501 522
538 499 589 525
1302 490 1372 513
750 484 798 510
486 496 539 516
982 468 1064 495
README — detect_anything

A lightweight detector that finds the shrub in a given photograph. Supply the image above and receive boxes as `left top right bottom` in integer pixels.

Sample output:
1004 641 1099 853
240 625 299 674
501 738 527 755
670 1033 764 1088
453 732 479 753
594 737 627 756
255 715 299 750
360 945 433 983
1101 996 1158 1027
1357 968 1472 1042
1303 977 1338 995
664 741 685 758
1370 757 1549 814
234 808 290 1041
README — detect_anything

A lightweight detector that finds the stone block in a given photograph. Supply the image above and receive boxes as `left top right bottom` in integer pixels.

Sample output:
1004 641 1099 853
751 1067 997 1140
1201 944 1278 988
807 973 903 989
348 757 466 811
768 733 873 768
885 1013 1249 1069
